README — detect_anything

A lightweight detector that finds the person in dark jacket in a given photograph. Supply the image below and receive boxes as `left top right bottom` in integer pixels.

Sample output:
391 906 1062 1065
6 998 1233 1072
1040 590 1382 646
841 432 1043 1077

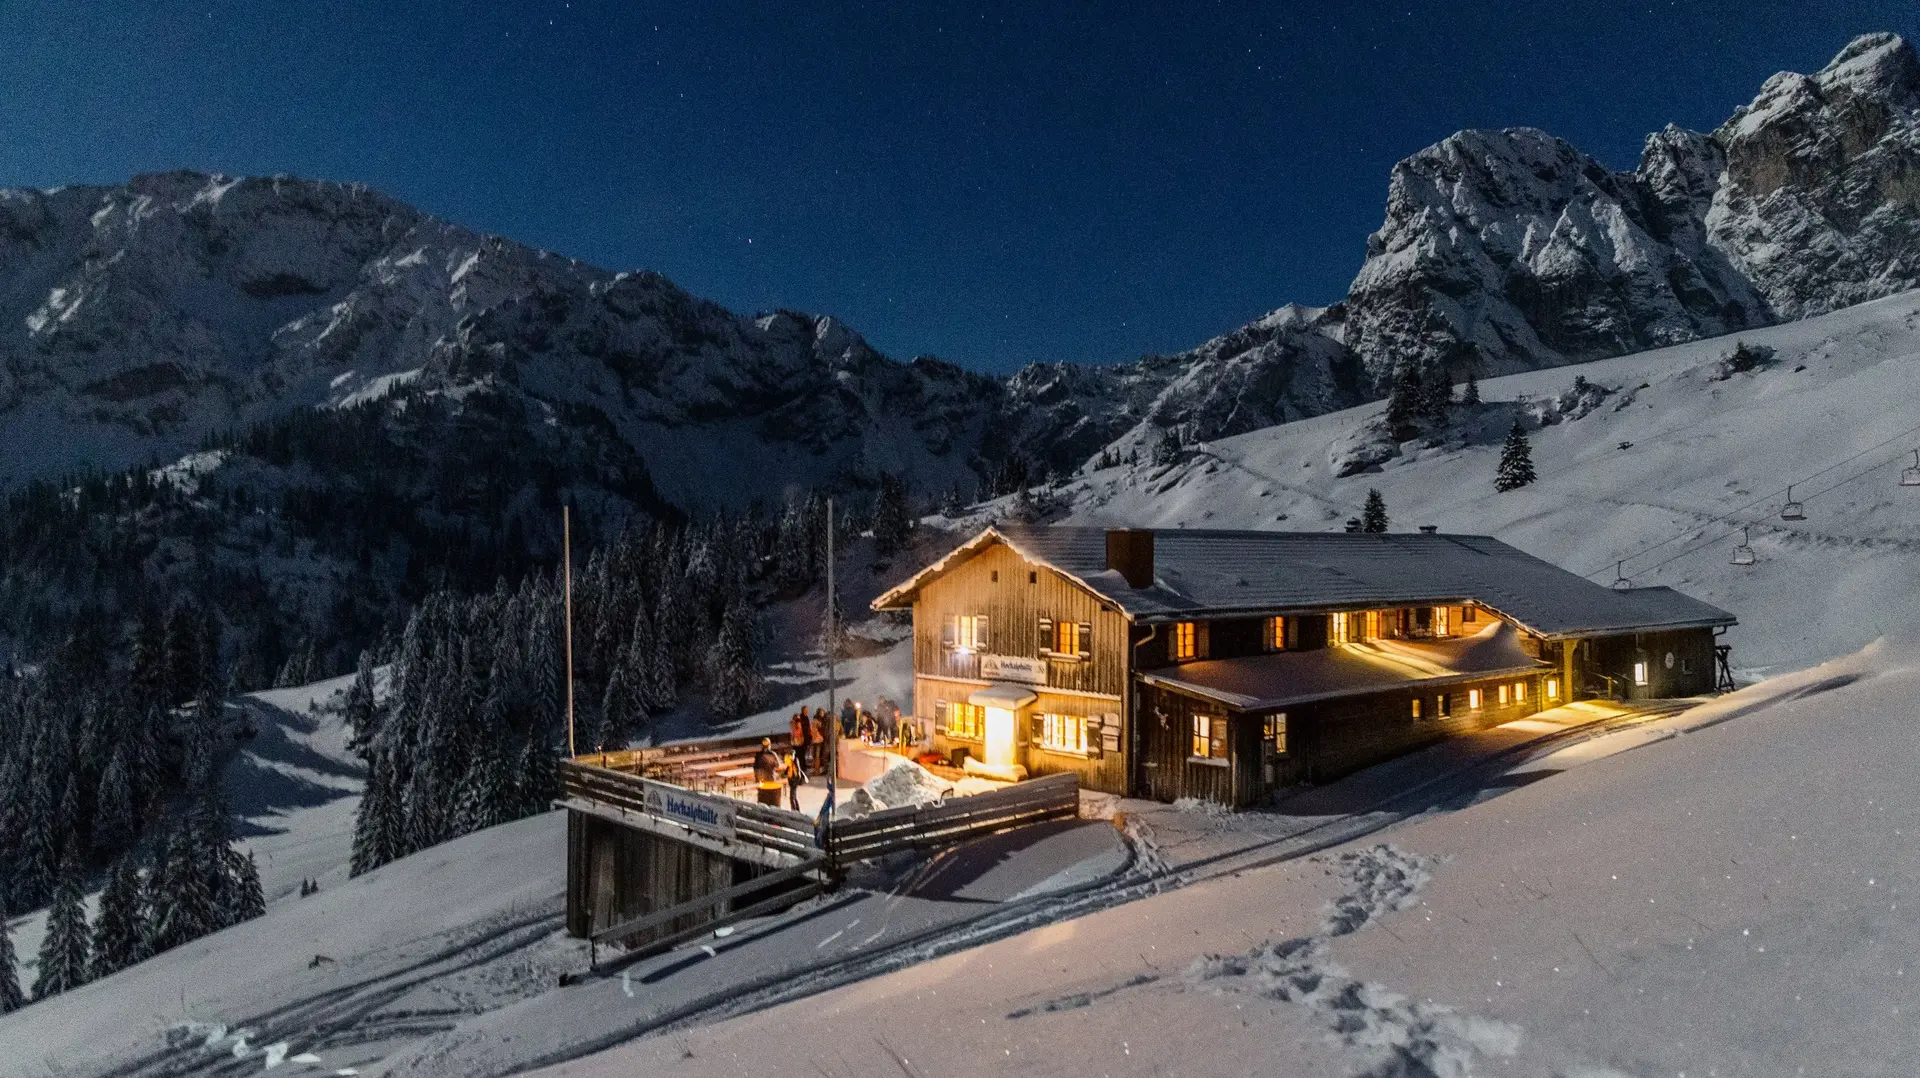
790 708 812 763
840 698 858 739
781 747 808 811
809 708 830 772
752 737 782 806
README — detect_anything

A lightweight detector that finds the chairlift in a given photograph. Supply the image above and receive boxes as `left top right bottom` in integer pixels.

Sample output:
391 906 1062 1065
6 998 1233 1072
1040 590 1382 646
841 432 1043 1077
1902 449 1920 488
1609 561 1631 590
1780 484 1805 521
1731 526 1756 566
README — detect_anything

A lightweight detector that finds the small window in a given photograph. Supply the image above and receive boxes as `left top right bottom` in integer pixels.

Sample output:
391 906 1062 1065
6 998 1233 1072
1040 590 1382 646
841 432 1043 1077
1432 606 1450 637
952 614 989 651
1546 678 1560 700
1468 688 1483 710
1262 713 1288 756
1040 713 1087 754
1172 621 1198 661
1633 661 1649 686
1437 693 1452 717
1028 571 1037 584
1364 610 1380 640
947 701 985 741
1053 620 1082 656
1190 712 1226 759
1680 658 1691 675
991 570 999 583
1497 684 1510 705
1515 681 1528 703
1463 606 1478 624
1331 611 1349 642
1267 616 1287 651
1410 697 1423 719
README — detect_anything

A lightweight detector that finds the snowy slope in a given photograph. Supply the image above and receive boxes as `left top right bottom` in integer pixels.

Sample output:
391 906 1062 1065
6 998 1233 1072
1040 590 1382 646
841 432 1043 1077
523 636 1920 1078
1011 288 1920 676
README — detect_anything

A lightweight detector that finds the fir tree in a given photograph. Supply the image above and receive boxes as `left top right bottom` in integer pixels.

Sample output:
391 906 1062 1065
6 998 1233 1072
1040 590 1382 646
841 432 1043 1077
870 473 914 558
146 815 216 954
1385 360 1424 431
642 602 677 713
1461 373 1481 406
93 746 137 855
0 914 22 1014
1418 369 1453 427
706 600 766 722
1362 489 1389 533
350 748 399 876
1496 419 1537 491
596 649 638 752
218 848 265 928
90 855 150 979
33 855 90 999
343 649 380 760
1151 428 1181 466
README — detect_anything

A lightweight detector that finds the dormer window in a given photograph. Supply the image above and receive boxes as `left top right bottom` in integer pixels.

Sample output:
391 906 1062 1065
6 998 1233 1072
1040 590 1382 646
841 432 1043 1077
1266 616 1287 651
1172 621 1198 661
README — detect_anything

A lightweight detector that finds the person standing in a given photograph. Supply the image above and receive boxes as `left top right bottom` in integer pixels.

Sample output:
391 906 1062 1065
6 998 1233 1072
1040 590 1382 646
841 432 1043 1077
809 707 829 772
840 697 858 740
790 708 812 767
781 746 808 811
752 737 782 807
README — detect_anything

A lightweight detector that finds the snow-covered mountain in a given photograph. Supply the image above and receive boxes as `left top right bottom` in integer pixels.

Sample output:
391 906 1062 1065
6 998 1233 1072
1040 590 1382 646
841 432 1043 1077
1 34 1916 506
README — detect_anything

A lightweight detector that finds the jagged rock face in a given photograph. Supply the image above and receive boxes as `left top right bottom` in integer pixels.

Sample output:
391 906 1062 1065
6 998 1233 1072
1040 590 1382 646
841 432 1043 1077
1708 32 1920 317
1336 33 1920 389
0 170 1000 508
1003 304 1365 466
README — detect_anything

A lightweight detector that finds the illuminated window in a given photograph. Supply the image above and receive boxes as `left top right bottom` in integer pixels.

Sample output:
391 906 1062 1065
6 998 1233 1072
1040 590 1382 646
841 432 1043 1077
1267 616 1287 651
1432 606 1450 637
1331 611 1349 642
1515 681 1528 703
1546 678 1560 700
1497 684 1510 705
946 701 985 741
1172 621 1197 661
1364 610 1380 640
1437 693 1452 717
1191 713 1225 759
1052 620 1083 656
949 614 989 651
1468 688 1483 709
1633 661 1649 686
1410 697 1423 719
1262 713 1288 756
1040 713 1087 754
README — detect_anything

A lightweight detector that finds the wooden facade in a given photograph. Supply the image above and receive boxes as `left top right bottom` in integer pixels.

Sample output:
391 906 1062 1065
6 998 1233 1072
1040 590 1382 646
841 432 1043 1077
882 529 1733 809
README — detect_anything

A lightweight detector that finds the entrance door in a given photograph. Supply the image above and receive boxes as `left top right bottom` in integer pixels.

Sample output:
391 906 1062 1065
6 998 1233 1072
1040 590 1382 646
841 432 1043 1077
1137 688 1200 802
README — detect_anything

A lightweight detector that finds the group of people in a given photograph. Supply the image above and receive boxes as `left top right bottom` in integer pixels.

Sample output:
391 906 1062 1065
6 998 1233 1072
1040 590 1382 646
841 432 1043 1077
752 696 921 810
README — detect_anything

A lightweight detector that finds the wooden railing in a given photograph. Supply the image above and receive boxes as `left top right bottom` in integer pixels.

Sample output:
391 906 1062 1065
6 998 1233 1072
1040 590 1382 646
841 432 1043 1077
827 772 1080 863
562 759 1081 867
559 759 818 862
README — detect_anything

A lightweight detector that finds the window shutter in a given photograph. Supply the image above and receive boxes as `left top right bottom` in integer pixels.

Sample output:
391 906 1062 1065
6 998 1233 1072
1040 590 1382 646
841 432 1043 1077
977 615 989 651
942 616 956 648
1030 712 1045 742
1196 621 1210 660
1210 714 1226 759
1077 621 1092 658
1038 616 1053 654
934 700 948 733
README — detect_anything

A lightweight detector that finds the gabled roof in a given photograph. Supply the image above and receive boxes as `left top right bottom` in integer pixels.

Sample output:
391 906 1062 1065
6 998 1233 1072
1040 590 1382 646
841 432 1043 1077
873 525 1736 640
1139 622 1550 712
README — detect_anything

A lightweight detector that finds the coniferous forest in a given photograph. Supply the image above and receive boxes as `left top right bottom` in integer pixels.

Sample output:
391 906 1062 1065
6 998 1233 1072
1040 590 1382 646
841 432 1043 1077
0 382 922 1004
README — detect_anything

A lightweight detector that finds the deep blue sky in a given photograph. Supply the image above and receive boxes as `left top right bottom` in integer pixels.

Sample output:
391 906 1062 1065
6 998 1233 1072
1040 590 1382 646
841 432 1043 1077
0 3 1911 373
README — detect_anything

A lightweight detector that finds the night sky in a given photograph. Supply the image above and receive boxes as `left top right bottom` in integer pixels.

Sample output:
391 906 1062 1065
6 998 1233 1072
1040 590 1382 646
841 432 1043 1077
0 2 1913 373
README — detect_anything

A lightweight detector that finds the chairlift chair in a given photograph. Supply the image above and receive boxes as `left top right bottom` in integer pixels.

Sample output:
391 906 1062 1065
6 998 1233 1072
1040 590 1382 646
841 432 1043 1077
1780 485 1805 521
1610 561 1631 590
1731 526 1756 566
1902 449 1920 488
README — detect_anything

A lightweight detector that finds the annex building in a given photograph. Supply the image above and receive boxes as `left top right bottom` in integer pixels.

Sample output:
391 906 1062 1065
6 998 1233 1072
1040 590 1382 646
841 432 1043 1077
873 526 1736 807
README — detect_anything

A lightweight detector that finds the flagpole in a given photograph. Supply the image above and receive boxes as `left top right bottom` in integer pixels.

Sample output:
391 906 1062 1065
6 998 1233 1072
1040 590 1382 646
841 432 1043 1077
563 504 576 759
824 497 837 865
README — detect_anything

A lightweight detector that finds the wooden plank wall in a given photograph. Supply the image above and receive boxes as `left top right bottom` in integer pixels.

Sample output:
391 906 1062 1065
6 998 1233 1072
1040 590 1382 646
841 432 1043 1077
1287 673 1546 788
1575 628 1719 700
566 811 745 944
911 542 1129 697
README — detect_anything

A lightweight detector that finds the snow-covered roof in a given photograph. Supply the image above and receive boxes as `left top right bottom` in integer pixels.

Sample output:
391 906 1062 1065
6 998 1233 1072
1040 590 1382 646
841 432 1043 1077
1138 622 1550 712
875 525 1736 640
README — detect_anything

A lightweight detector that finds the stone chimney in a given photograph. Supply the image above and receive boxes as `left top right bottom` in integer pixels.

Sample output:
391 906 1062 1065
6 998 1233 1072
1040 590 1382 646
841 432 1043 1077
1418 525 1439 534
1105 529 1155 589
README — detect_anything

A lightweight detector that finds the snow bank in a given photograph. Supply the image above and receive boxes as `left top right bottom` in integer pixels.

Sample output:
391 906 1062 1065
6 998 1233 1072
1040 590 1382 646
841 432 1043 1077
860 754 953 810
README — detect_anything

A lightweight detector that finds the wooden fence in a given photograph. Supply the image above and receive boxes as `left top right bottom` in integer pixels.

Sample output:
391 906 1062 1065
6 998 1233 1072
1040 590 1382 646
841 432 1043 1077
562 759 1081 868
826 771 1081 863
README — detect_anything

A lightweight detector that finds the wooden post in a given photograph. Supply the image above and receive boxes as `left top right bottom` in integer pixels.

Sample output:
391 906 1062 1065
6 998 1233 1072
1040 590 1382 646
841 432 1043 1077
564 504 576 760
824 497 837 869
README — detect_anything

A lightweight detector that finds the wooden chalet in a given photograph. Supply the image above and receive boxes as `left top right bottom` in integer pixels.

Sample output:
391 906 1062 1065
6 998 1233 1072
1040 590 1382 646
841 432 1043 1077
872 526 1737 808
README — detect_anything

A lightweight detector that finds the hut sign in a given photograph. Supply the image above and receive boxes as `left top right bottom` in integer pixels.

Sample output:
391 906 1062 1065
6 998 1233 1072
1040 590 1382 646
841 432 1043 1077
643 782 738 841
981 654 1047 685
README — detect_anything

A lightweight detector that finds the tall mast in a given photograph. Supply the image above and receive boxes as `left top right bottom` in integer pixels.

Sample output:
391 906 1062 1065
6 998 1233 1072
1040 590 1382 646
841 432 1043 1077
563 504 576 759
824 498 837 839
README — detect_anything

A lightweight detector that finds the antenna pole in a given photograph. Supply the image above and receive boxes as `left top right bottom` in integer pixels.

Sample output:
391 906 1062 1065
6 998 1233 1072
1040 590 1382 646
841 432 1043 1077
824 498 838 861
563 504 576 759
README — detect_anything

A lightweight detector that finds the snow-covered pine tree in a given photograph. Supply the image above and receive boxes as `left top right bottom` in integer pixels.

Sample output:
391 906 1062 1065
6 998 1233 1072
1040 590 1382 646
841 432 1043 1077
706 600 766 723
1362 489 1389 533
33 855 90 999
871 473 913 557
93 745 137 855
1151 428 1181 466
597 651 637 753
1461 373 1481 406
145 814 216 954
0 914 21 1013
90 855 150 979
1418 368 1453 427
218 848 265 928
1496 420 1537 492
643 602 677 713
343 649 379 760
350 748 399 876
1385 359 1424 431
512 735 559 818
